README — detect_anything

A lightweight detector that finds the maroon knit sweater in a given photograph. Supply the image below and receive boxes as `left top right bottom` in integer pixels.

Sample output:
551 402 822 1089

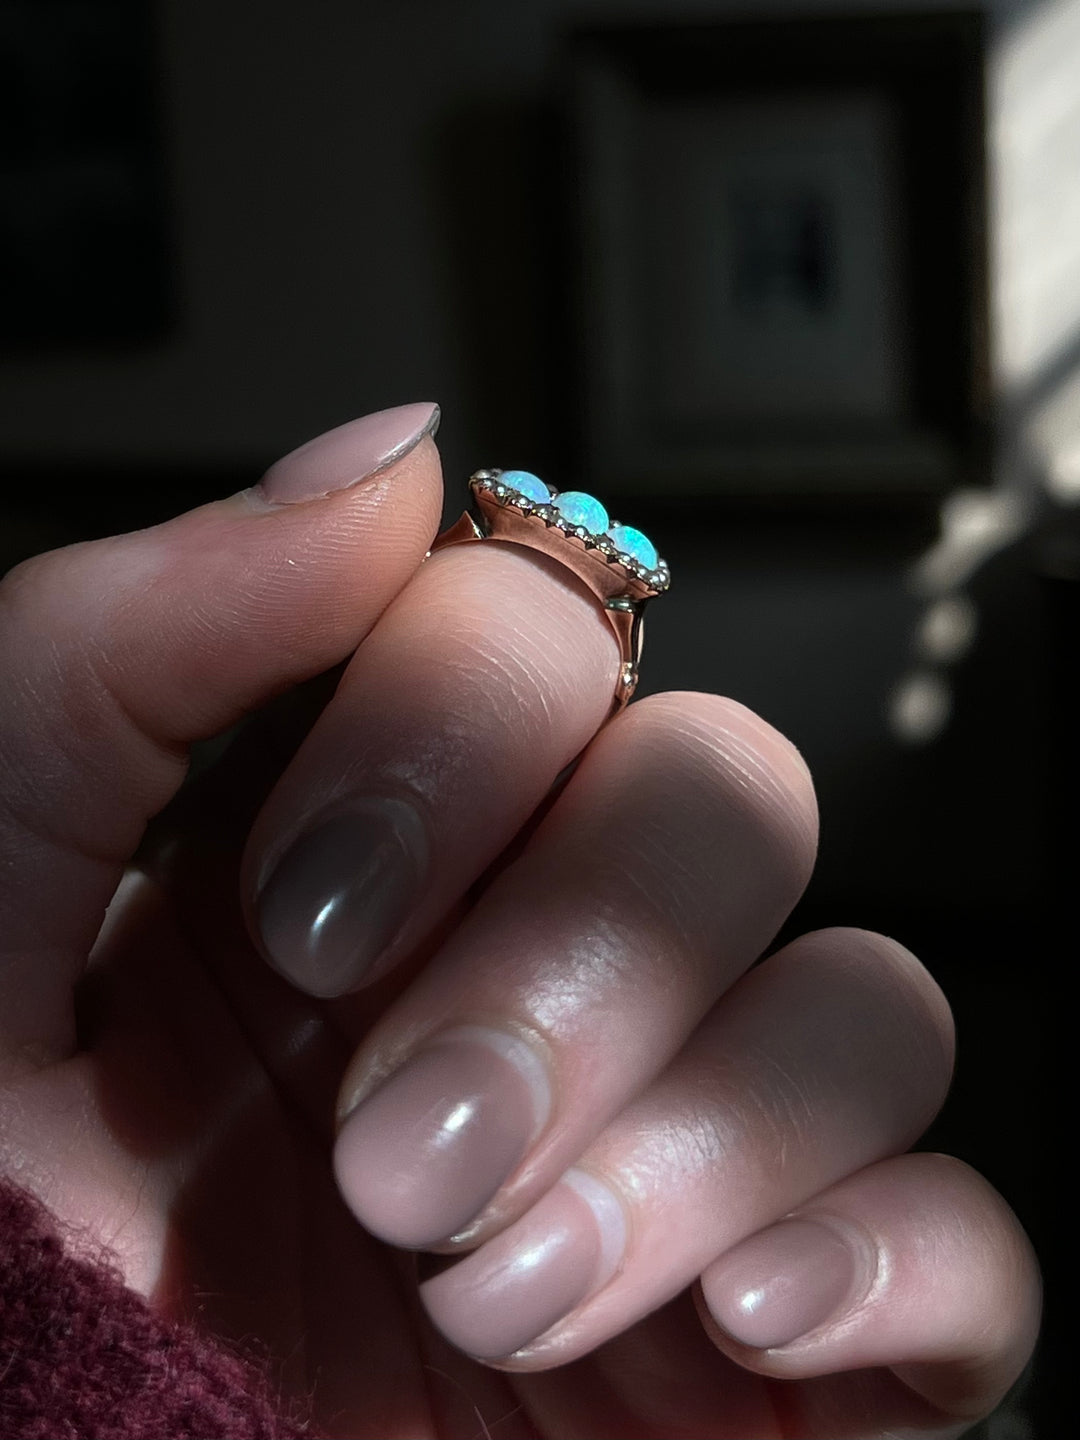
0 1179 320 1439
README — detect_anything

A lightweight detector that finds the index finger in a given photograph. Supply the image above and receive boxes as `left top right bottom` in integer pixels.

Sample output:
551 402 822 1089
242 534 621 996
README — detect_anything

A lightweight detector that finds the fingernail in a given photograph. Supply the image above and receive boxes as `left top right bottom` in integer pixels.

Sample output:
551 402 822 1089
255 798 429 996
701 1217 861 1350
333 1027 550 1249
420 1169 626 1360
255 401 440 505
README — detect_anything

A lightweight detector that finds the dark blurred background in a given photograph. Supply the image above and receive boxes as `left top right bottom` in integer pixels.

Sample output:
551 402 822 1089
1 2 1071 1433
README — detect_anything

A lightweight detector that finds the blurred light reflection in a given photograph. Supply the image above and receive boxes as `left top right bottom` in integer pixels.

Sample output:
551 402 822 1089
889 670 953 745
914 595 979 665
911 489 1030 597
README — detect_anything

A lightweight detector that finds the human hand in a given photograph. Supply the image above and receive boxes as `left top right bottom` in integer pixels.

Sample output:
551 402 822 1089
0 407 1040 1439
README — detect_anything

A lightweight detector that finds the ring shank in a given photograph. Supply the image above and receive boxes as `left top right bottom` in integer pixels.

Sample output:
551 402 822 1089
429 507 647 715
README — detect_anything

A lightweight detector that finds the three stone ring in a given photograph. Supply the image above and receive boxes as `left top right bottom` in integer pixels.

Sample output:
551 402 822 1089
429 470 669 714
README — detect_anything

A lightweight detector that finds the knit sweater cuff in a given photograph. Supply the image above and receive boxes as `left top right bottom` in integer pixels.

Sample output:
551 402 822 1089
0 1178 320 1440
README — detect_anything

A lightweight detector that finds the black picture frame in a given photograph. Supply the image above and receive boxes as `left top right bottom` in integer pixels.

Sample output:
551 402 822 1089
566 13 989 501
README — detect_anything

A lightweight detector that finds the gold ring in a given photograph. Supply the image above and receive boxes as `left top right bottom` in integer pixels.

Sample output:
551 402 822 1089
429 470 670 714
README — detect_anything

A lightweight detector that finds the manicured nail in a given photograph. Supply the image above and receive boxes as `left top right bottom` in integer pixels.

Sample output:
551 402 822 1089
701 1217 861 1350
255 401 439 505
256 798 429 996
333 1027 550 1249
420 1169 626 1359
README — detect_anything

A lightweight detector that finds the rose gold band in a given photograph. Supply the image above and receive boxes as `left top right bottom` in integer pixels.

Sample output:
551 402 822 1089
428 471 669 715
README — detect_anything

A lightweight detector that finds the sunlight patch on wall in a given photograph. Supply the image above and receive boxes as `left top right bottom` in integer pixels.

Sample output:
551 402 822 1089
994 0 1080 393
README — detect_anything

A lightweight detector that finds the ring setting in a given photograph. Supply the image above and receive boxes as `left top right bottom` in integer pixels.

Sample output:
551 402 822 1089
474 470 670 595
430 469 669 712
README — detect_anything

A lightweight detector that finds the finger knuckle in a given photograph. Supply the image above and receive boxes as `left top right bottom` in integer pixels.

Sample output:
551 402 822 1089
627 690 818 860
791 927 956 1107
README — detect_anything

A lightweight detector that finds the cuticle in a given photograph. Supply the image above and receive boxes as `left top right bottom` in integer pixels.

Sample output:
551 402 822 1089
763 1210 882 1350
464 1168 631 1357
441 1015 556 1131
257 785 433 901
568 1163 633 1286
335 1013 554 1151
420 1018 557 1248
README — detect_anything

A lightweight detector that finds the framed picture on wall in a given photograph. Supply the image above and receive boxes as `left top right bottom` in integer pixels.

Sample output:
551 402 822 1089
566 14 988 500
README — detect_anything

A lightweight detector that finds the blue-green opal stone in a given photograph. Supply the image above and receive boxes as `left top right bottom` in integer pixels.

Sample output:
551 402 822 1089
608 523 658 570
499 470 551 504
552 490 609 535
492 475 661 578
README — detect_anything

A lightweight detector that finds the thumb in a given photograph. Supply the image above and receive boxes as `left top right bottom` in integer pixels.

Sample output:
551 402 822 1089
0 402 441 1072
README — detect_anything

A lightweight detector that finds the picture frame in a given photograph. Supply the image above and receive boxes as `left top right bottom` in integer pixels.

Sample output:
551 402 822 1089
566 14 988 500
